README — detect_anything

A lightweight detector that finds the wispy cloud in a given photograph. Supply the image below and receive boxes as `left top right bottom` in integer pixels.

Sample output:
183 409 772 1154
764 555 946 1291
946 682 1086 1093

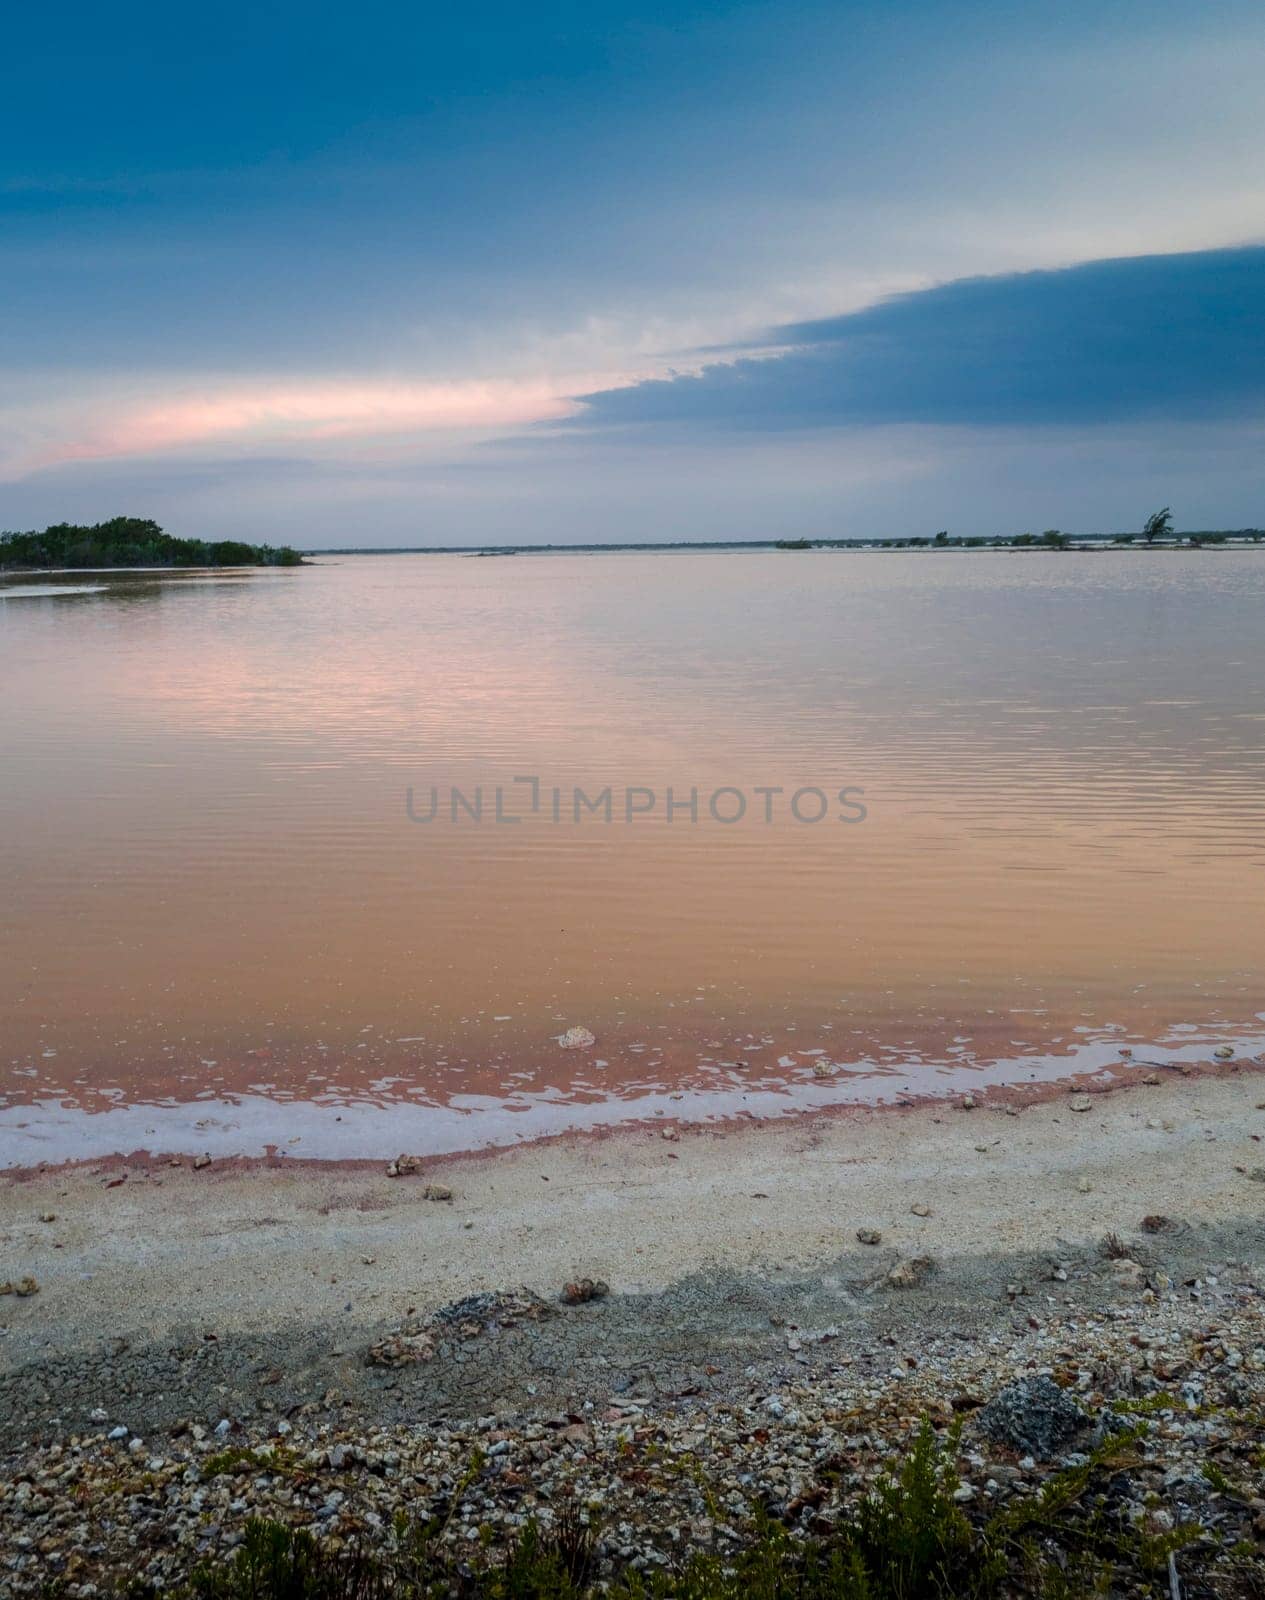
2 376 592 478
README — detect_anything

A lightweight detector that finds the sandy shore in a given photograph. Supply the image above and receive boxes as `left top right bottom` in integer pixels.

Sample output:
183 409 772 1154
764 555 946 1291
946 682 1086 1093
3 1069 1263 1368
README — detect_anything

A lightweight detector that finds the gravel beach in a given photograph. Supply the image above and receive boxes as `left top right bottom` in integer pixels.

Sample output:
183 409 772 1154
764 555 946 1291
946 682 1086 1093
2 1069 1263 1592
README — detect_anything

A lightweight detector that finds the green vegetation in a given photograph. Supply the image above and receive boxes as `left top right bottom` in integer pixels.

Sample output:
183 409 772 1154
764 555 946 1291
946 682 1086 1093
203 1446 300 1480
0 516 303 570
75 1419 1261 1600
768 508 1263 553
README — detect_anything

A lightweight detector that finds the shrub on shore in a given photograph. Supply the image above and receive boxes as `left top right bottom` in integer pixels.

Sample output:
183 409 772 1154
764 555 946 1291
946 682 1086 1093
74 1418 1260 1600
0 517 303 570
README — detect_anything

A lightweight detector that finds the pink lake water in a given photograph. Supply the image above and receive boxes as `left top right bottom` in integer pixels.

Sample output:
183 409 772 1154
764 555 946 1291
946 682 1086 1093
2 549 1264 1165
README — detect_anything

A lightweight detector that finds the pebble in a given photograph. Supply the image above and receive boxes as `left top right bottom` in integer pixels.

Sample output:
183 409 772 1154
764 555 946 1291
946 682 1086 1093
561 1279 611 1306
887 1255 934 1288
855 1228 882 1246
0 1277 41 1298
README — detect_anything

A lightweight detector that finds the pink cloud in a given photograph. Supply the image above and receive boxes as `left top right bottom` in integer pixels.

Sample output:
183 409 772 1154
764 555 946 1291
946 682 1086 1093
17 377 591 473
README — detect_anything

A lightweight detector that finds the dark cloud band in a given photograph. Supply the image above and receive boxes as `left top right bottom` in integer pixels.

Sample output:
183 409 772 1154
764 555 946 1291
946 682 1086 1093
578 247 1265 430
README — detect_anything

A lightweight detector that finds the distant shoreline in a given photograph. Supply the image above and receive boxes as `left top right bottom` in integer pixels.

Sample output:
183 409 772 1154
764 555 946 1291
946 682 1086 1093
305 532 1265 556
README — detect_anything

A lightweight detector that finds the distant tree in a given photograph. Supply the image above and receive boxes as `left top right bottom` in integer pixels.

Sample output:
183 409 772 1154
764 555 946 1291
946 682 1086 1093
1041 529 1068 549
1142 507 1173 545
0 516 304 570
934 530 949 545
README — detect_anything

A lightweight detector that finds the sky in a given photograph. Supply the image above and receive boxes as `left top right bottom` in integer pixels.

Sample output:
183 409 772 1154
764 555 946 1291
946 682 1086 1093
2 0 1264 546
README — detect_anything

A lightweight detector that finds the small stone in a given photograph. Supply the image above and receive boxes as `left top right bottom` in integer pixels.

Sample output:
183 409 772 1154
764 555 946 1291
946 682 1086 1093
421 1183 453 1201
856 1228 882 1246
951 1390 985 1412
1141 1214 1176 1234
387 1154 420 1178
557 1026 596 1049
887 1256 934 1288
193 1153 212 1170
960 1095 976 1110
977 1376 1090 1459
1068 1095 1092 1113
910 1203 932 1217
13 1275 39 1297
108 1426 128 1441
39 1212 56 1223
1074 1177 1092 1193
561 1278 610 1305
366 1329 437 1367
89 1407 108 1423
1213 1046 1234 1060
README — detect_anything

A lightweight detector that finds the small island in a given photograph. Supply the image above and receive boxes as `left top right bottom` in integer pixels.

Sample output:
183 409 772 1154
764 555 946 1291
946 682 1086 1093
0 516 304 571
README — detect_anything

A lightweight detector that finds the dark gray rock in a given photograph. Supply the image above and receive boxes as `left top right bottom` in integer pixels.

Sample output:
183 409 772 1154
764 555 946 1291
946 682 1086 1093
976 1376 1090 1459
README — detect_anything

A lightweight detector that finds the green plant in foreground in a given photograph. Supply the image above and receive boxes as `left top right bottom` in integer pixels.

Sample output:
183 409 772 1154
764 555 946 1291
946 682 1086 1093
97 1415 1265 1600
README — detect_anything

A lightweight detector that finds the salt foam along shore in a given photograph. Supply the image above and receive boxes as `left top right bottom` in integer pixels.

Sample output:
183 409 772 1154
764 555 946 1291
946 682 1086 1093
3 1027 1264 1168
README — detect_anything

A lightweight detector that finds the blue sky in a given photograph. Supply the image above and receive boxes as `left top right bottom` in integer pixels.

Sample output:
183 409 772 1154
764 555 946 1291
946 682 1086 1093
3 1 1264 544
